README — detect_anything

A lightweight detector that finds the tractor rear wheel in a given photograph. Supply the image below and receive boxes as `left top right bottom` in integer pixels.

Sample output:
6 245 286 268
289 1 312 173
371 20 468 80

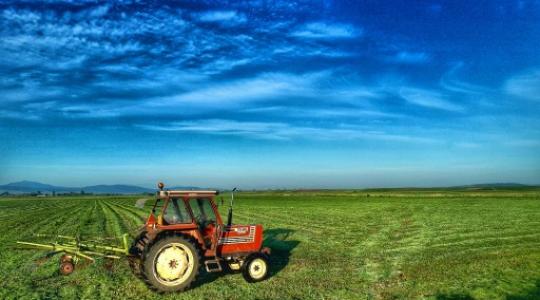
128 256 143 278
128 231 150 279
242 253 269 283
141 235 201 293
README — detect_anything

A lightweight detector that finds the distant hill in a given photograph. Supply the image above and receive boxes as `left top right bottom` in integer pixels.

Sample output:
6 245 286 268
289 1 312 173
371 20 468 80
80 185 154 194
0 181 156 194
1 180 65 190
1 180 534 195
0 181 77 193
0 181 213 194
451 183 532 189
169 186 211 190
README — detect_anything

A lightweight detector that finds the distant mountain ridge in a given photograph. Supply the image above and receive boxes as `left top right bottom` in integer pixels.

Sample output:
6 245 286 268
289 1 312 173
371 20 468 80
451 183 531 188
0 181 72 193
0 181 535 195
0 181 206 194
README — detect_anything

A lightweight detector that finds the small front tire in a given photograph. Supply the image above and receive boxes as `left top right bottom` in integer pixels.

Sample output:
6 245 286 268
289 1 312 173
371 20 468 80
242 253 269 283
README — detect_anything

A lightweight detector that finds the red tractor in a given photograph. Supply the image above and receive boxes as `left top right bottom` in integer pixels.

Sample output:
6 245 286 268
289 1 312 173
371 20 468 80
128 183 271 292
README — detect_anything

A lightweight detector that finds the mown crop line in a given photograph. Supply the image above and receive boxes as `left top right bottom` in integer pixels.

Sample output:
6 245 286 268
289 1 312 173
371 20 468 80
429 229 540 245
108 202 146 222
426 232 540 250
112 204 147 219
6 205 87 243
100 200 131 239
426 243 540 261
233 211 329 235
105 202 145 236
0 202 76 217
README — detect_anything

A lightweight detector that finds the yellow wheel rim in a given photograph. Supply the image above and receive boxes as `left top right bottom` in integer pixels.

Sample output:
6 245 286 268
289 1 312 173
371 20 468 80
153 243 195 286
249 258 267 279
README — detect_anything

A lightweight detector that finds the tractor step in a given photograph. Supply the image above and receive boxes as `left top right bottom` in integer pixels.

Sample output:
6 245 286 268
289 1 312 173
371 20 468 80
204 259 222 273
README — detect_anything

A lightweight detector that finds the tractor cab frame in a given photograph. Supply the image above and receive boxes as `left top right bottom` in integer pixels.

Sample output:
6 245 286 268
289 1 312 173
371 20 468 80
147 190 224 257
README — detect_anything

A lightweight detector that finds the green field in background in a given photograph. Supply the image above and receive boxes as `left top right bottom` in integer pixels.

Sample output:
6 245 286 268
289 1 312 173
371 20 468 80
1 189 539 300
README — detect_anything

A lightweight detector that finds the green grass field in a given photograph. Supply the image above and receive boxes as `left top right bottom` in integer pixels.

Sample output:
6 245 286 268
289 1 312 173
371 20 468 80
1 189 539 300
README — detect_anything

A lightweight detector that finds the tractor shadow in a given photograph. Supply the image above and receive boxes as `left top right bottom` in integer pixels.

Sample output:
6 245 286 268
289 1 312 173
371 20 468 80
263 228 299 277
192 228 299 287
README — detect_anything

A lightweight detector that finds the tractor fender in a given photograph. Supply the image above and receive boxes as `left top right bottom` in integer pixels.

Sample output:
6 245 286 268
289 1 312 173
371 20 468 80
244 251 270 263
144 230 203 255
260 247 271 256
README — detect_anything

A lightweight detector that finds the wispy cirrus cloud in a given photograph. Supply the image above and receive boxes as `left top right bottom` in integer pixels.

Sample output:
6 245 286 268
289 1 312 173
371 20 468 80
0 109 41 121
193 10 247 24
157 71 331 105
388 51 430 64
399 88 463 112
504 69 540 101
242 106 402 119
290 22 360 39
194 10 247 23
140 70 389 114
136 119 438 143
440 63 494 95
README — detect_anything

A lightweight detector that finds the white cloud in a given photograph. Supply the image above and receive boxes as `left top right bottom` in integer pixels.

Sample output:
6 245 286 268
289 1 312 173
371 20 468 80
399 87 463 112
504 69 540 101
138 119 289 140
243 106 401 119
140 70 385 110
200 58 252 74
389 51 430 64
291 22 359 39
3 67 389 121
1 8 41 22
440 62 493 95
195 10 246 24
0 86 65 104
87 5 110 18
136 119 438 143
272 44 353 58
155 71 330 105
23 101 58 110
0 109 41 121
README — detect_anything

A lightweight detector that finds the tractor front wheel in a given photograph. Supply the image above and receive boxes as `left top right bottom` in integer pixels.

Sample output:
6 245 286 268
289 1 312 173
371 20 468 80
242 253 269 283
142 235 201 293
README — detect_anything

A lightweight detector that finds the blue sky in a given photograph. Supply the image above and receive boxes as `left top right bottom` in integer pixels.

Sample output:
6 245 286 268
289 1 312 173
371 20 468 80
0 0 539 188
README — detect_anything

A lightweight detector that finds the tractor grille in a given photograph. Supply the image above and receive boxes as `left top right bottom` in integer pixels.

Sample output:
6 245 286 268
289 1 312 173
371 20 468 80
218 226 256 245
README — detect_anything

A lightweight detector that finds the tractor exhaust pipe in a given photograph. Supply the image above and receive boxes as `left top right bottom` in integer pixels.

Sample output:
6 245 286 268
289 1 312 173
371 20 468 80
227 187 236 227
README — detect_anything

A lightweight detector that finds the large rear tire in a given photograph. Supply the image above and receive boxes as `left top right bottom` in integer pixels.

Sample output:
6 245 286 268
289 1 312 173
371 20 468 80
141 235 201 293
128 231 150 279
